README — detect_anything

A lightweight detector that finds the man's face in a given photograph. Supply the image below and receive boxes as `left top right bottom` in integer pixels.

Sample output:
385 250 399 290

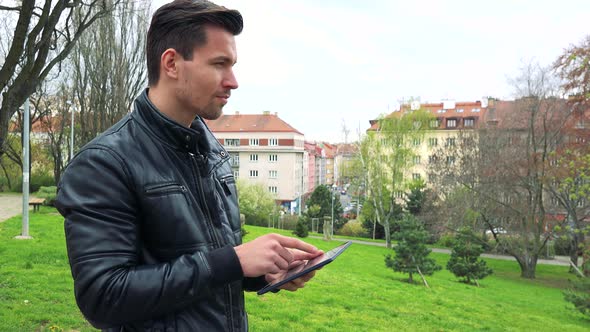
175 25 238 120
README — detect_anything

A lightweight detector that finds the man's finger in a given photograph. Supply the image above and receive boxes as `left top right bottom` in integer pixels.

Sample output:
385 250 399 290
272 234 319 254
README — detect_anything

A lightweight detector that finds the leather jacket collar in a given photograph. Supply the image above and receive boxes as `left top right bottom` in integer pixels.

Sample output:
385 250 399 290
132 89 229 170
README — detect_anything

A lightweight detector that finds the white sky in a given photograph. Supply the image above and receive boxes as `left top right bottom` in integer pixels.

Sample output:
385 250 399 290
152 0 590 143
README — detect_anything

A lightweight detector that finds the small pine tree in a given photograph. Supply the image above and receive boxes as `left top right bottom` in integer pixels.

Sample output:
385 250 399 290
446 228 493 286
293 216 309 238
385 214 441 285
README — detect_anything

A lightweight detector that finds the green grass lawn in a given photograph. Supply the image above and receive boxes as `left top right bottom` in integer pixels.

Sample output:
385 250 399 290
1 209 588 331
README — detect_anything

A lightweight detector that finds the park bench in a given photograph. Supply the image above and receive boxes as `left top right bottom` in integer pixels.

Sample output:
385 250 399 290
28 198 45 212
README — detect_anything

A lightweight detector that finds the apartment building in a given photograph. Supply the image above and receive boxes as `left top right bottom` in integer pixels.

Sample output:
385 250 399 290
368 100 488 181
318 142 336 185
206 111 305 210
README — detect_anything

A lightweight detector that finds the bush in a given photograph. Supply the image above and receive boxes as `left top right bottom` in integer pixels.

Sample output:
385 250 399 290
36 186 57 206
338 220 366 237
437 234 455 248
11 173 55 193
564 277 590 317
293 217 309 238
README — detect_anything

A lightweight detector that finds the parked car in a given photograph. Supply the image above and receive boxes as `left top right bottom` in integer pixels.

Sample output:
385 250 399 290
485 227 507 235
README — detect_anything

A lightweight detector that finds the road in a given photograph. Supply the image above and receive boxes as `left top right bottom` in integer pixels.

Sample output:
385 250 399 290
0 193 28 222
310 236 571 266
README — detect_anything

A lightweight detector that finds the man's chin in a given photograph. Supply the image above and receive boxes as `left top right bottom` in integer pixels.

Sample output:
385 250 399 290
201 108 224 120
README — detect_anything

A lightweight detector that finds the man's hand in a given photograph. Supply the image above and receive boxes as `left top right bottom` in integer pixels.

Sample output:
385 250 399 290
265 259 321 292
234 233 322 277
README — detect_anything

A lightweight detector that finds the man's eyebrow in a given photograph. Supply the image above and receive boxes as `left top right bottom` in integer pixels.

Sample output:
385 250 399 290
211 55 237 65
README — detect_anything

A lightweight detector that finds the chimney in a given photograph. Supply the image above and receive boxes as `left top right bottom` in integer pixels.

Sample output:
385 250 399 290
263 111 270 115
274 112 278 116
235 111 240 116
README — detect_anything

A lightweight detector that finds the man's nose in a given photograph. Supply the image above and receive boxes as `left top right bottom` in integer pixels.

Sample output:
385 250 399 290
223 69 238 90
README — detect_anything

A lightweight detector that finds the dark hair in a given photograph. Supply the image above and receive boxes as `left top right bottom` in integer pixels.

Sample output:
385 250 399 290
147 0 243 86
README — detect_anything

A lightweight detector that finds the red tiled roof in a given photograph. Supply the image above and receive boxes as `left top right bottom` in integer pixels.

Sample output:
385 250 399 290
368 101 487 131
205 112 303 135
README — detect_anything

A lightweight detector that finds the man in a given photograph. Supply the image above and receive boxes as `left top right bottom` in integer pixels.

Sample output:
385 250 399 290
55 1 322 331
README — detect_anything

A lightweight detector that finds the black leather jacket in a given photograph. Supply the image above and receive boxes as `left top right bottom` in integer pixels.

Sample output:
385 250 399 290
56 90 265 331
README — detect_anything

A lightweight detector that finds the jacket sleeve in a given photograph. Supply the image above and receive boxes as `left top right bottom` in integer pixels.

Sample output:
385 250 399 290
55 147 244 329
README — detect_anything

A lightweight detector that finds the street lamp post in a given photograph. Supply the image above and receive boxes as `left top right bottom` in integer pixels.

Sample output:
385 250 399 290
330 184 337 238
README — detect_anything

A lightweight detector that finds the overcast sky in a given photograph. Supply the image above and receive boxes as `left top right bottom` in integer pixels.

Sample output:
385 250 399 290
152 0 590 143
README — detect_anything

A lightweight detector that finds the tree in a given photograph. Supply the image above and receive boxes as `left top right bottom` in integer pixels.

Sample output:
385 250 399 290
405 178 426 216
305 185 343 233
359 109 432 248
236 179 277 227
554 35 590 107
385 214 441 285
293 216 309 238
0 0 122 157
546 150 590 273
33 82 71 184
428 61 571 279
70 0 149 148
446 228 493 286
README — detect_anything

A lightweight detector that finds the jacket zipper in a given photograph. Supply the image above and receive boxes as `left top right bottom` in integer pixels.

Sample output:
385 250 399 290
144 183 187 195
189 152 236 332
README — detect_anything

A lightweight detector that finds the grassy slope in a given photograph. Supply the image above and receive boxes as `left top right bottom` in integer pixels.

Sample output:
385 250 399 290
0 212 587 331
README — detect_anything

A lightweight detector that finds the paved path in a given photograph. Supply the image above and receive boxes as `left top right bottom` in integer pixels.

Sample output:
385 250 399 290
310 236 571 266
0 194 34 222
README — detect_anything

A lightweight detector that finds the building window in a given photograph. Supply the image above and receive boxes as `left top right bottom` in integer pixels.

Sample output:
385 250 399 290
437 109 446 113
550 197 558 206
230 153 240 167
577 200 585 208
269 170 278 179
472 108 481 112
446 156 455 166
268 186 278 194
429 119 439 128
413 138 421 146
394 191 404 198
413 156 421 165
233 170 239 178
249 154 258 162
576 136 586 144
575 120 585 129
446 137 456 147
456 108 464 113
249 170 258 178
249 138 259 146
412 173 421 180
464 118 474 127
428 155 437 164
225 139 240 146
269 154 278 162
269 138 279 146
447 119 457 128
549 159 558 167
428 138 438 147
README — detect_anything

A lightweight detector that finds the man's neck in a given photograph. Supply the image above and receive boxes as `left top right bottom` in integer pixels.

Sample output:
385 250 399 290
147 86 194 127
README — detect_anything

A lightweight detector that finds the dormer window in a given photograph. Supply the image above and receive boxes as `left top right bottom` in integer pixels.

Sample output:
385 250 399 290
464 118 474 127
447 119 457 128
429 119 439 128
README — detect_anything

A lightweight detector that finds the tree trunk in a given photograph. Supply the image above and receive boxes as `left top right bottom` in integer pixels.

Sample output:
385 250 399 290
408 272 413 283
384 221 391 249
569 235 579 271
516 255 538 279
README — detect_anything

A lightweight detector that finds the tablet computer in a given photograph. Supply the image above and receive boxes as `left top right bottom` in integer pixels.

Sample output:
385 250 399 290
257 241 352 295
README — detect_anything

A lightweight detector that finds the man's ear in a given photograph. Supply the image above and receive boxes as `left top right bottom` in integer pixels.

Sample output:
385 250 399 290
161 48 180 80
